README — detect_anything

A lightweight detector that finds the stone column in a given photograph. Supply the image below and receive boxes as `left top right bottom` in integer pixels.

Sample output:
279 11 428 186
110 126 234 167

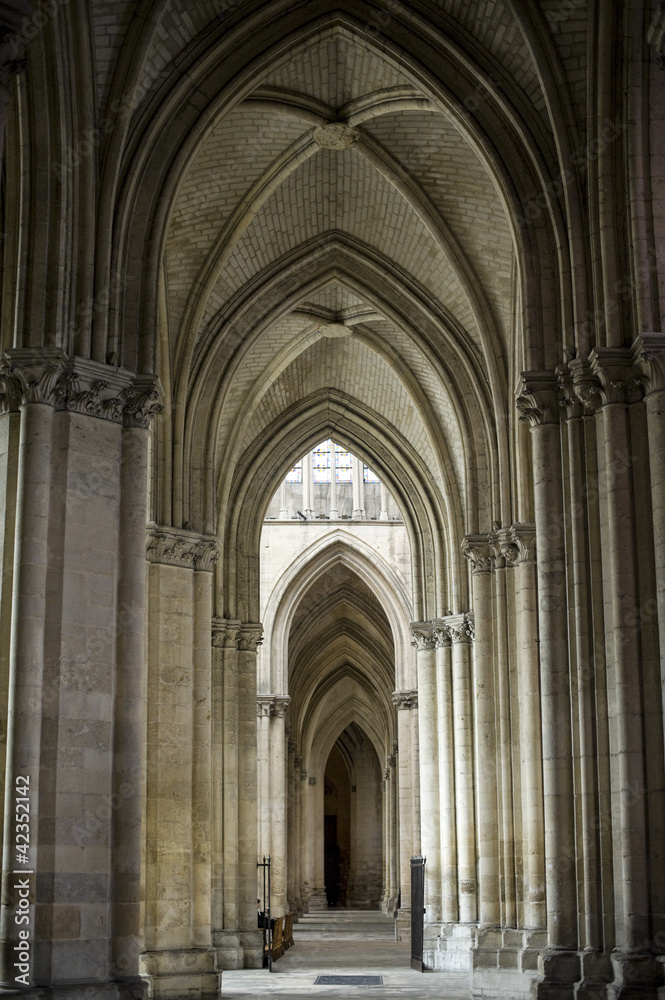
502 524 545 932
212 619 241 968
143 526 219 1000
0 355 60 983
560 364 603 963
286 737 297 913
256 697 273 864
306 774 327 910
213 620 263 970
329 451 339 519
411 623 441 926
386 749 398 910
448 613 477 925
352 456 365 519
295 756 308 910
587 349 655 990
433 626 457 924
490 531 516 929
112 395 152 989
381 768 391 911
270 697 290 917
463 539 500 928
278 481 288 519
302 451 314 518
379 482 389 520
517 374 578 989
637 334 665 754
236 625 264 966
392 690 418 939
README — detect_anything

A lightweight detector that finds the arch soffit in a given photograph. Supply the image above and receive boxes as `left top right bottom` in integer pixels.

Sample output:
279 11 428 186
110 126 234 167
110 4 569 373
262 530 414 694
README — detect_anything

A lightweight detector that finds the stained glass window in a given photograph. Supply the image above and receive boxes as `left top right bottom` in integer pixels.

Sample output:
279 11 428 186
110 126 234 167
335 444 352 482
313 441 332 483
364 464 380 484
286 460 302 484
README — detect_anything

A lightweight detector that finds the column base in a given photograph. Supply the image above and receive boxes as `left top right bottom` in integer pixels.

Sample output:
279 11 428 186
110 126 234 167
307 887 328 911
532 949 582 999
424 921 475 972
470 927 546 998
239 931 263 969
212 931 242 971
139 950 219 1000
395 907 410 943
607 951 665 998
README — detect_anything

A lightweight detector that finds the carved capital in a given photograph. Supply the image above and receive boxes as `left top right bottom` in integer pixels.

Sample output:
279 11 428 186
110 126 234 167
256 696 274 718
383 768 390 781
516 372 562 426
271 695 291 719
589 347 644 405
238 623 263 652
122 374 164 428
146 524 220 571
462 534 493 573
388 754 396 768
392 689 418 710
567 357 603 414
557 363 585 418
211 618 242 649
436 612 474 644
410 622 436 650
1 351 163 427
2 349 66 406
633 333 665 396
433 626 452 648
509 523 537 564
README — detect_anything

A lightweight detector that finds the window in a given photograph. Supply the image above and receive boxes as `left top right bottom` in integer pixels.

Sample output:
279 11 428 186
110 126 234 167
335 444 352 482
286 460 302 484
364 464 380 484
313 441 332 483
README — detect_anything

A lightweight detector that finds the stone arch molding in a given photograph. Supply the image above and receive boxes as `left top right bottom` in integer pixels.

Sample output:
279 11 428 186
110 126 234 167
305 682 390 776
259 529 415 695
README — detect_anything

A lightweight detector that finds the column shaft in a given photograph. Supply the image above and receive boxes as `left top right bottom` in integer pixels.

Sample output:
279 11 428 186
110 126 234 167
413 626 441 922
435 637 458 923
113 424 150 975
451 626 477 923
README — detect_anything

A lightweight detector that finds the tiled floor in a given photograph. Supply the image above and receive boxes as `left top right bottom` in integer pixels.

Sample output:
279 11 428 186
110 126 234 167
221 911 471 998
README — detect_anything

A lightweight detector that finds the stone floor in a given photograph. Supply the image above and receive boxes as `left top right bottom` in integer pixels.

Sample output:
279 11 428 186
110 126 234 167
221 910 471 998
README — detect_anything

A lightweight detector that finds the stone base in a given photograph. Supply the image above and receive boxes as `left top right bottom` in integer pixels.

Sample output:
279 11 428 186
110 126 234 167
395 908 410 943
239 931 263 970
307 887 329 911
1 980 147 1000
139 949 219 999
213 931 243 970
471 927 547 998
532 949 582 999
607 951 665 999
424 922 474 972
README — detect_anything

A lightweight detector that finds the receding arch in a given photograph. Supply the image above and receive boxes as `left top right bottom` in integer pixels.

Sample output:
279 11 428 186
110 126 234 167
260 529 415 694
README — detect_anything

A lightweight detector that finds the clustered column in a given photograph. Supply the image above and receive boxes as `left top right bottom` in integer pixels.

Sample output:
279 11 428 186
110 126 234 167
392 689 419 938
